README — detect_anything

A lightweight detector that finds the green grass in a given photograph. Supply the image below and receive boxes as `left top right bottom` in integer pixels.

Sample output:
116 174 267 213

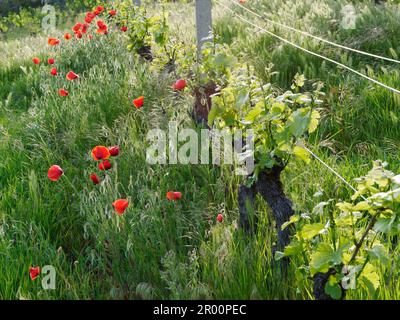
1 0 400 299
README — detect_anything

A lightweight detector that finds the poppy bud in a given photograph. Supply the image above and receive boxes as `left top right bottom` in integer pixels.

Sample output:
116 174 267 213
48 165 64 181
58 89 69 97
48 58 55 65
29 266 41 280
64 33 72 40
173 79 187 91
32 57 40 65
66 71 79 80
217 213 224 223
166 191 182 201
132 96 144 109
90 173 101 185
108 146 120 157
98 160 112 171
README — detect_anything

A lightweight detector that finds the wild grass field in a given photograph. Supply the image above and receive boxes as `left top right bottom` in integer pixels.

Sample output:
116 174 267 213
0 0 400 300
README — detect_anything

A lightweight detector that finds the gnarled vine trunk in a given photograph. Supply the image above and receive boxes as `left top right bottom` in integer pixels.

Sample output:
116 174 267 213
238 166 294 251
192 81 218 125
313 269 346 300
137 45 153 62
313 270 335 300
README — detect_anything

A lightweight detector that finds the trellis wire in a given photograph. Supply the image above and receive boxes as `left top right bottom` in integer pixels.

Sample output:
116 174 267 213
228 0 400 65
214 0 372 200
299 143 368 201
215 0 400 95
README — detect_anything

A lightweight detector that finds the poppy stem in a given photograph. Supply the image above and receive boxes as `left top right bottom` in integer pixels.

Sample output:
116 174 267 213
62 174 79 195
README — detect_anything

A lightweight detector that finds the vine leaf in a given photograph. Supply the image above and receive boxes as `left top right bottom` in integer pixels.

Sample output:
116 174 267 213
293 146 311 164
359 263 380 294
299 223 325 240
309 110 321 133
310 243 342 276
286 107 311 137
374 216 396 234
281 215 299 230
325 275 342 300
352 201 371 211
366 244 389 265
312 200 333 215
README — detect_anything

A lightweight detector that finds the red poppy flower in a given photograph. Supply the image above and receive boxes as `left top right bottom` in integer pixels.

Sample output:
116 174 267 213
91 146 111 161
133 96 144 109
64 33 72 40
90 173 101 185
120 26 128 32
166 191 182 201
58 89 69 97
85 12 95 23
173 79 187 91
48 165 64 181
217 213 224 223
86 12 95 19
72 23 82 32
112 199 129 215
96 26 108 34
48 58 55 65
96 28 108 35
98 160 112 171
93 9 101 16
32 57 40 65
29 266 41 280
75 31 83 39
109 9 117 16
50 68 57 76
96 20 108 34
48 38 60 46
66 71 79 80
96 6 104 13
108 146 120 157
99 24 108 31
81 23 89 34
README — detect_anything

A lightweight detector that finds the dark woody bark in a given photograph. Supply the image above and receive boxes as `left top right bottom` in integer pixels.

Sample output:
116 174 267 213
192 81 218 125
238 165 294 251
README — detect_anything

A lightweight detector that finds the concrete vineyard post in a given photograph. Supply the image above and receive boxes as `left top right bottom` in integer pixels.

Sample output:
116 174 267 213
195 0 213 58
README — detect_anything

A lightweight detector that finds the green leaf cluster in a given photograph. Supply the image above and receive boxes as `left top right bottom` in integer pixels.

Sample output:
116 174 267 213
114 1 169 54
208 68 322 174
281 161 399 299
